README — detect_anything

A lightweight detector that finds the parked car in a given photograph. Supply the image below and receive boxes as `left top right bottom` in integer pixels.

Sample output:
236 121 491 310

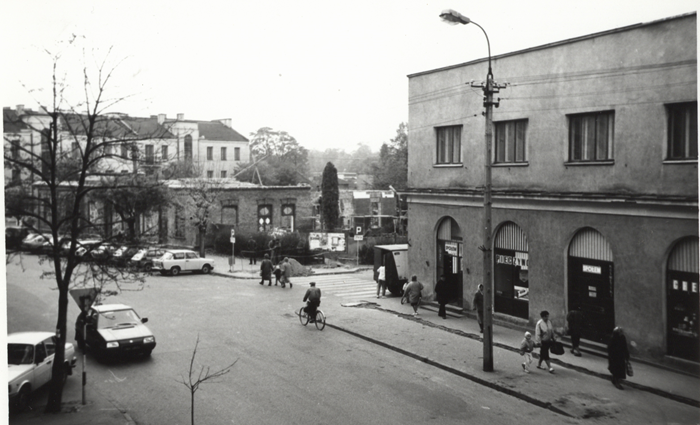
129 247 166 272
61 238 103 258
88 242 119 262
7 332 77 412
20 233 52 253
6 226 32 251
75 303 155 360
152 249 215 276
109 245 142 267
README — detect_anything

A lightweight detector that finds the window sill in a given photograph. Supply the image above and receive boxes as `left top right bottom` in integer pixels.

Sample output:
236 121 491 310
433 163 464 168
564 160 615 166
493 162 529 168
663 159 697 165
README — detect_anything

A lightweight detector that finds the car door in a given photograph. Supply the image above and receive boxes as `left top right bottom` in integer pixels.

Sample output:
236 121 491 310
185 251 201 271
33 339 54 388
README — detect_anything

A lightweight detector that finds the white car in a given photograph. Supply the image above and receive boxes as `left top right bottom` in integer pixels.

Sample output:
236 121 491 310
7 332 77 411
151 249 215 276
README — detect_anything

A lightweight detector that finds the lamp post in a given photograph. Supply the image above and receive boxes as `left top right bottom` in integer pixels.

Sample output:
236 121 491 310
440 9 506 372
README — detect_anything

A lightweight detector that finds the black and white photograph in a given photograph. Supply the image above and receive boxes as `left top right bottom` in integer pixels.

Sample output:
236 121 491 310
2 1 698 424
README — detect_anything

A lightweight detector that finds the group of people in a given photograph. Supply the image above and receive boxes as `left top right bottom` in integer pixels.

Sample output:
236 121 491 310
259 254 293 288
247 236 281 266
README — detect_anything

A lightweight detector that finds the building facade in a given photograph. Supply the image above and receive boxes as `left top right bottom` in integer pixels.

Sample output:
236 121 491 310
405 13 697 362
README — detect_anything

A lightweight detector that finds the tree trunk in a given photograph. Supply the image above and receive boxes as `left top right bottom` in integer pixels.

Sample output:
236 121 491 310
45 276 69 413
199 227 206 257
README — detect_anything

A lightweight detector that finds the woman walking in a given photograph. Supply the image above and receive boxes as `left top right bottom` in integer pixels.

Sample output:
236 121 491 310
607 327 630 390
535 310 556 373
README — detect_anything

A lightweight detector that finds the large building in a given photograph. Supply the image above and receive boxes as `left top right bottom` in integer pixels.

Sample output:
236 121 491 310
404 13 697 363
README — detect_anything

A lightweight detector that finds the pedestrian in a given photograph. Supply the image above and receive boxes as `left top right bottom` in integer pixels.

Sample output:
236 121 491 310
268 236 279 264
434 275 449 319
375 264 387 298
259 253 273 286
473 284 484 333
248 237 257 265
607 327 630 390
273 263 282 286
566 306 584 357
303 282 322 323
404 275 424 317
519 331 536 373
280 257 292 289
535 310 556 373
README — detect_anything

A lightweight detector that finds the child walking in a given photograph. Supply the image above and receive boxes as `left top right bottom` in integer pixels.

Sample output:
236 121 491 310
273 264 282 286
519 331 536 373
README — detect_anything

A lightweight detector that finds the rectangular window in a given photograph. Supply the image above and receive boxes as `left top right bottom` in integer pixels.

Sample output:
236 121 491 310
207 170 214 178
71 142 80 160
258 204 272 232
667 102 698 160
145 145 154 165
569 111 614 162
495 120 527 163
175 207 185 238
234 147 241 161
161 145 168 162
121 143 129 159
435 126 462 164
207 146 213 161
221 147 227 161
220 205 238 225
220 170 227 178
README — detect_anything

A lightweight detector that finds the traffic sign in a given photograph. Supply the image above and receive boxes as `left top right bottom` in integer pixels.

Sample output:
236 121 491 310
70 288 99 312
354 235 364 241
356 226 362 235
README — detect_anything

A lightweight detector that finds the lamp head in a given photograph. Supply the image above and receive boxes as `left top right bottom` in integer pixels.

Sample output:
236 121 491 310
439 9 471 25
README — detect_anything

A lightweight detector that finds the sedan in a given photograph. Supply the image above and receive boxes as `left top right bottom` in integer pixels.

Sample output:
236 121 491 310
8 332 77 411
75 303 156 360
152 249 215 276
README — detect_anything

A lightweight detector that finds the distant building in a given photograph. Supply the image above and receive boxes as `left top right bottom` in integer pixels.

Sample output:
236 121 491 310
405 13 697 362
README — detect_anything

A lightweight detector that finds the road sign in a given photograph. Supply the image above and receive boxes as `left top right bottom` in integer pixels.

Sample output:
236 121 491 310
356 226 362 235
354 235 364 241
230 229 236 243
70 288 99 312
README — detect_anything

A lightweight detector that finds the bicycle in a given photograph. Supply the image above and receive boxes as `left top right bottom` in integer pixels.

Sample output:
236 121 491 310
298 305 326 330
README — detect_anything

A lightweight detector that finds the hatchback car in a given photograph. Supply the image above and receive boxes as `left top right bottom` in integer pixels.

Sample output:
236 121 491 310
152 249 215 276
75 303 155 360
129 247 166 272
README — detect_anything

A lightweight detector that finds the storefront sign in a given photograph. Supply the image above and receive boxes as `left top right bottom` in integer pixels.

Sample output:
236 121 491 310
445 242 459 256
496 252 529 270
582 264 602 274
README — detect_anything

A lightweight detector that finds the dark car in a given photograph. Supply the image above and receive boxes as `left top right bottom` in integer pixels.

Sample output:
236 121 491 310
129 247 166 272
88 242 119 262
76 303 155 360
5 227 31 251
109 245 142 267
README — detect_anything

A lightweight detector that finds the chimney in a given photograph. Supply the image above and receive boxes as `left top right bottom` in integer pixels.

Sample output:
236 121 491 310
16 104 24 116
157 113 166 124
177 113 184 121
217 118 232 128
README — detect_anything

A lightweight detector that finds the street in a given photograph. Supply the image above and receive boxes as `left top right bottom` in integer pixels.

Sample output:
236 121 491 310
6 255 699 424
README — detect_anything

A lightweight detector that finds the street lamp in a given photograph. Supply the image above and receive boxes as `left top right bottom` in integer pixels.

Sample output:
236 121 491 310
440 9 506 372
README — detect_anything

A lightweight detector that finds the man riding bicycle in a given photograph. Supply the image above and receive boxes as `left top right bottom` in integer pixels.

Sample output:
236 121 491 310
303 282 321 322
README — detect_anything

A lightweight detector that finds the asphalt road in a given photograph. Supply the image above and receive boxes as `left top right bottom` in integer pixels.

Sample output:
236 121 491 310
6 255 564 424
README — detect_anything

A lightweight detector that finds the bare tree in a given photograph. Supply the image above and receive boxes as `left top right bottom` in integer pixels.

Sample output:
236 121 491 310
172 177 226 257
4 42 173 412
180 335 238 425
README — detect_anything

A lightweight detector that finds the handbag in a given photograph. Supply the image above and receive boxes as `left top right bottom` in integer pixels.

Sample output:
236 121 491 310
626 360 634 377
550 341 565 355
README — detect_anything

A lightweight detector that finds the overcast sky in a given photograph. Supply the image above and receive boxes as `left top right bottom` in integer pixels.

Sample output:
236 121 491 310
1 1 696 152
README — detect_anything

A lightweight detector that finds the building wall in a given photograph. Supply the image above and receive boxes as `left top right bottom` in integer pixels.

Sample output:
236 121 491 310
405 14 698 361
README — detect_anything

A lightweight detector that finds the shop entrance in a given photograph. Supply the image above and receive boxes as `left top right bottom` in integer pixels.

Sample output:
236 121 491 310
436 217 463 308
666 237 699 362
567 228 615 344
493 222 529 320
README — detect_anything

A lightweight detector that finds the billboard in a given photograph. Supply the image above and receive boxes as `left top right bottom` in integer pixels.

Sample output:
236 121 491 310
309 232 346 252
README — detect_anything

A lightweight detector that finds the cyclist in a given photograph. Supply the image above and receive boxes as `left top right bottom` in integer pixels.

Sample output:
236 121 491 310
303 282 321 322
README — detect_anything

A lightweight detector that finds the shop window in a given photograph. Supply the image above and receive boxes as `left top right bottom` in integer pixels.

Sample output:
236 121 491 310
667 102 698 160
435 125 462 165
568 111 614 162
495 119 527 164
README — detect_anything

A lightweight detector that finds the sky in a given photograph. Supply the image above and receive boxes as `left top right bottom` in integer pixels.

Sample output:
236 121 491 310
1 0 697 153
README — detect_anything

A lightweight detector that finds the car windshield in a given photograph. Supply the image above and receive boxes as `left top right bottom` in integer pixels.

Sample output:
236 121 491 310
8 344 34 365
97 309 141 329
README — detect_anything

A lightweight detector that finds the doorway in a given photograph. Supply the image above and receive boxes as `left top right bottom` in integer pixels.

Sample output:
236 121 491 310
436 217 463 307
666 237 699 361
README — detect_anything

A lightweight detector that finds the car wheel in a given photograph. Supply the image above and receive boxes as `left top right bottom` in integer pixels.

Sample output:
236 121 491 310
170 266 181 276
201 264 211 274
143 263 152 272
15 385 30 412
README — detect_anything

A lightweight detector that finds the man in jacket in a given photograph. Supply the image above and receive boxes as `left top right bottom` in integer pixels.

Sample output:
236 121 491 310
404 275 424 317
473 284 484 333
303 282 321 322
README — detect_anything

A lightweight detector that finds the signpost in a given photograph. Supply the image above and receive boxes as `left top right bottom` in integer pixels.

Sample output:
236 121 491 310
354 226 363 265
230 228 236 272
69 288 99 405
